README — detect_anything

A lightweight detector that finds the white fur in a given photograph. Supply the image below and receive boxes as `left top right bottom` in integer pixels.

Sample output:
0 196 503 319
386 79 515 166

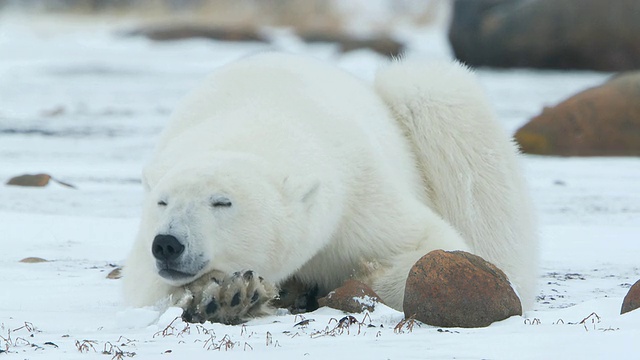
123 53 537 312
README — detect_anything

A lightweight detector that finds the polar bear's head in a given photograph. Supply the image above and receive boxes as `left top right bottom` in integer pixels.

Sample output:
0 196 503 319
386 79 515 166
140 155 322 287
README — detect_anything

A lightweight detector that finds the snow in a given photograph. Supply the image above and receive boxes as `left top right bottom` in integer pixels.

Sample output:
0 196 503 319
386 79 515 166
1 16 639 359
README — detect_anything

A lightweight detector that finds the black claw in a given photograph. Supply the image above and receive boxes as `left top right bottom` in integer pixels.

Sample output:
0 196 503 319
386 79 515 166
206 299 219 314
231 292 241 307
210 276 221 285
251 290 260 303
243 270 254 281
259 276 264 282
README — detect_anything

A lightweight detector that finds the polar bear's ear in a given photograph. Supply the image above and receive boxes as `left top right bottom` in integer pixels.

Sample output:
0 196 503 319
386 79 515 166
282 176 320 204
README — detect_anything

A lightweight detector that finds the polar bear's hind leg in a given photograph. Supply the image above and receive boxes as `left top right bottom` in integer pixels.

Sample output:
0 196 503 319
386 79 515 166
374 61 538 309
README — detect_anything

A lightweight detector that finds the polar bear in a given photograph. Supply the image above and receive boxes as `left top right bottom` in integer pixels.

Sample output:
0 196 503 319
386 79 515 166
123 53 537 324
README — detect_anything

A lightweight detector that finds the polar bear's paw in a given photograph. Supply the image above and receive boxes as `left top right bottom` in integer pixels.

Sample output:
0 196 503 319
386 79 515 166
178 270 278 325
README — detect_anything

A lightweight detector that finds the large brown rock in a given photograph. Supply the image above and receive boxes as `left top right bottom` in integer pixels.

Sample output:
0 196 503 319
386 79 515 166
621 279 640 315
515 72 640 156
403 250 521 328
449 0 640 71
318 279 381 313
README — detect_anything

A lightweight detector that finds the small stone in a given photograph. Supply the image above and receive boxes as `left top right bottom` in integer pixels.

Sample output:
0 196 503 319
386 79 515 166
6 173 76 188
403 250 522 328
107 267 123 279
318 279 381 313
7 174 52 187
621 279 640 314
41 106 66 117
19 257 49 263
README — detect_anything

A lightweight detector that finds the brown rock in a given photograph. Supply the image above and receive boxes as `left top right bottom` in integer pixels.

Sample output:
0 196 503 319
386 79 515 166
318 279 380 313
7 174 52 187
127 25 404 58
621 279 640 315
19 257 49 263
107 267 123 279
128 25 265 42
300 32 404 58
338 37 404 58
41 106 66 117
403 250 521 328
515 72 640 156
449 0 640 71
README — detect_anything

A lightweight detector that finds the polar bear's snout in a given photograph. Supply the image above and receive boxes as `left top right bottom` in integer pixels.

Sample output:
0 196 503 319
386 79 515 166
152 234 203 283
152 234 184 262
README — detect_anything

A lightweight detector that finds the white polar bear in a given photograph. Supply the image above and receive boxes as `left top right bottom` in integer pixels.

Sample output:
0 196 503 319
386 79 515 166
123 53 537 324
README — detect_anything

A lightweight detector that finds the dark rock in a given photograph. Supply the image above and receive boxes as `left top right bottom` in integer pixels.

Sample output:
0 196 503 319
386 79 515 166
128 25 265 42
7 174 52 187
621 279 640 315
318 279 381 313
403 250 521 328
449 0 640 71
515 72 640 156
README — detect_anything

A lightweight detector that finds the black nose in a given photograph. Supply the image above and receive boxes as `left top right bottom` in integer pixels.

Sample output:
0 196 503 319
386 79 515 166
152 234 185 261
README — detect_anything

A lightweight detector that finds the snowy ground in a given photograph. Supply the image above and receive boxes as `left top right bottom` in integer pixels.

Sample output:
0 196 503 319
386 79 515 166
1 16 639 359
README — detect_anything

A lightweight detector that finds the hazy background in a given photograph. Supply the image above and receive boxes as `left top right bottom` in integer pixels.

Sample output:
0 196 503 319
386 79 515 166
0 0 445 35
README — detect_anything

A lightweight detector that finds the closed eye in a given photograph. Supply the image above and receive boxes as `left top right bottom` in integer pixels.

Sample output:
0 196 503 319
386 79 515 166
211 197 232 208
158 200 168 206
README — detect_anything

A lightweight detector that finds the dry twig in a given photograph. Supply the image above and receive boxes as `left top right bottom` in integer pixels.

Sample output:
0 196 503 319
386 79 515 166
579 312 601 331
394 316 419 334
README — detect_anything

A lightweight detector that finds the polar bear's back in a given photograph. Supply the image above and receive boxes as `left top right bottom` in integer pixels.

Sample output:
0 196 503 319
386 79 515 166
161 53 399 147
151 53 423 198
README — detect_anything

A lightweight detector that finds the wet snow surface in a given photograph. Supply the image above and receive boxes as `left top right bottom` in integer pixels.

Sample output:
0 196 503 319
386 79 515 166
1 17 639 359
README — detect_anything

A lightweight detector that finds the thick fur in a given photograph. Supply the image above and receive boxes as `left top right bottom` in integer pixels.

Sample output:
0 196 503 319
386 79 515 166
123 53 537 320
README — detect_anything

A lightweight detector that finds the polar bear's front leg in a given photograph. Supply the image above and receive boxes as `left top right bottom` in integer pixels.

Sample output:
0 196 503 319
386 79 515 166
177 270 278 325
367 212 472 311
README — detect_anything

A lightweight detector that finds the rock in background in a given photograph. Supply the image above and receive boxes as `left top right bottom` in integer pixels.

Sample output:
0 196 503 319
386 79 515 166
128 25 405 58
6 173 53 187
6 173 76 188
621 279 640 315
449 0 640 71
3 0 438 59
403 250 521 328
515 72 640 156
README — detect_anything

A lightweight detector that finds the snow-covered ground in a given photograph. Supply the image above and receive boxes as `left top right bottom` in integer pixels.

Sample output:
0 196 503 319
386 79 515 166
1 16 639 359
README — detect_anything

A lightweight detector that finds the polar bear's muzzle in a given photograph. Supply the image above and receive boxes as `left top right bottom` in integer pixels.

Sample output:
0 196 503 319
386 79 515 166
153 234 185 261
152 234 204 283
